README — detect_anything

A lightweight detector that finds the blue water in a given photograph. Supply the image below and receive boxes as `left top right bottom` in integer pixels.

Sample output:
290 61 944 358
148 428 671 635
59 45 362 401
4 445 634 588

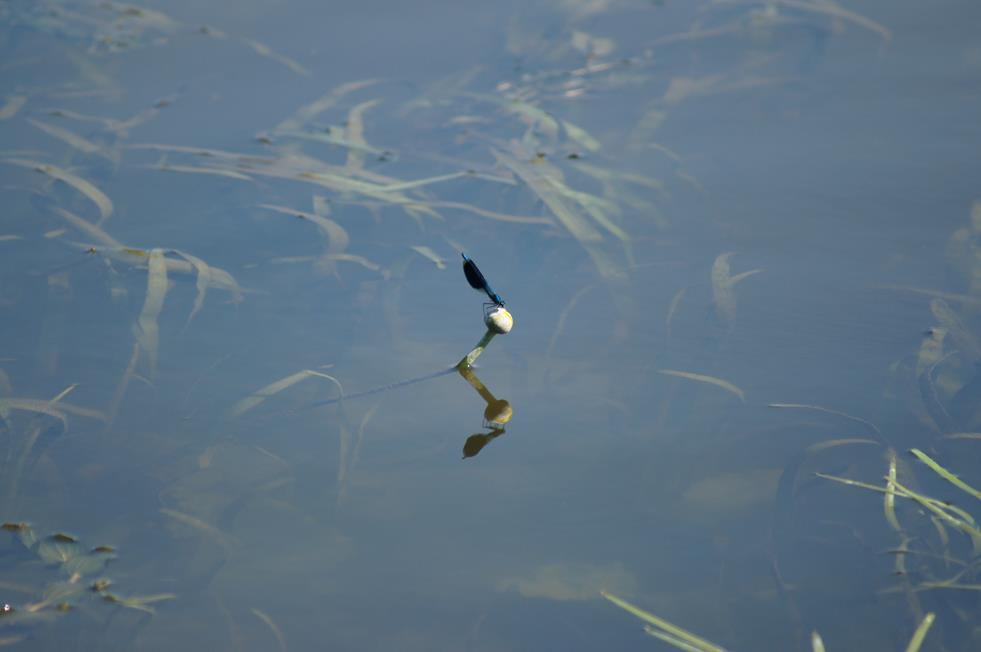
2 1 981 650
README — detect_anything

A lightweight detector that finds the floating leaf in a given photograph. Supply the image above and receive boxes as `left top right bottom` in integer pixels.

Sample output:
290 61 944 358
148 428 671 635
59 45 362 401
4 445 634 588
38 580 85 609
102 592 176 614
38 537 80 566
50 532 77 543
2 522 37 549
64 551 114 578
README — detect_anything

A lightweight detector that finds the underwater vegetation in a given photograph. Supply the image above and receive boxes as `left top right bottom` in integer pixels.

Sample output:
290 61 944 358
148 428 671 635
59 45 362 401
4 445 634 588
2 0 980 650
1 521 174 647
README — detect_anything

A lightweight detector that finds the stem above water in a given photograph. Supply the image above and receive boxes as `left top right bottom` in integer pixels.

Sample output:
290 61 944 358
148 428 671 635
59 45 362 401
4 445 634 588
457 329 496 369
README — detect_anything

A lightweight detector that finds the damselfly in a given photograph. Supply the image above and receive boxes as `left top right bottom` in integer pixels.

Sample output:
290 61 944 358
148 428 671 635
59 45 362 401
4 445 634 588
461 253 505 306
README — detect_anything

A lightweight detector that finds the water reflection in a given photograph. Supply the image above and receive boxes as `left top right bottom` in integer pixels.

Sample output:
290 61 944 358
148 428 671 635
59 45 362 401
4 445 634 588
458 364 511 459
3 0 981 650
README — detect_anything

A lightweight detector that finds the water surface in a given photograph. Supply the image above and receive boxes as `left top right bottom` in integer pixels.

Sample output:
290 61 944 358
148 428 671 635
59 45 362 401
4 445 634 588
2 1 981 650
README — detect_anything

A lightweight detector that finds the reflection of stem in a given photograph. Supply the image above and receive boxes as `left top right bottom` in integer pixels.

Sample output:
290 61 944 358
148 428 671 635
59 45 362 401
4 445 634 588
457 365 497 404
301 328 498 411
457 329 496 369
305 367 455 409
457 363 512 426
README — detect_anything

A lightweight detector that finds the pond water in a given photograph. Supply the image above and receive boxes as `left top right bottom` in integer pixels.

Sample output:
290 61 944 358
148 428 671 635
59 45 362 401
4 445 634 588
2 1 981 650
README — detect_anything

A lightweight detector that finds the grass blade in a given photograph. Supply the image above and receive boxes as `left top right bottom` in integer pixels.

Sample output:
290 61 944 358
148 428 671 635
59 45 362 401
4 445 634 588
173 251 211 329
601 591 726 652
231 369 344 417
768 403 881 437
658 369 745 403
344 99 380 172
135 249 168 379
252 608 288 652
885 450 902 532
645 626 711 652
910 448 981 502
53 207 122 248
28 118 101 155
0 95 27 120
2 158 113 223
904 612 935 652
810 631 826 652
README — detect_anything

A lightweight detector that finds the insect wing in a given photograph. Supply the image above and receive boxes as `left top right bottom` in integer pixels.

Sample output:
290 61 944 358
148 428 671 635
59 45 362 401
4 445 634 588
462 255 488 291
462 253 505 305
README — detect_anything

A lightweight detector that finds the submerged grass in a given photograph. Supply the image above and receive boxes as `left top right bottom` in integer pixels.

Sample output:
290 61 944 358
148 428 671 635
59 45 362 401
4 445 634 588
230 369 345 417
1 157 113 223
1 1 972 649
604 591 938 651
601 591 727 652
1 521 170 626
658 369 745 403
909 448 981 502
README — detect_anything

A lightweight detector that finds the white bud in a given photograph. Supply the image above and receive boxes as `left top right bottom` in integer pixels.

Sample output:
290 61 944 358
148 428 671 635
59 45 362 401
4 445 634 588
485 306 513 334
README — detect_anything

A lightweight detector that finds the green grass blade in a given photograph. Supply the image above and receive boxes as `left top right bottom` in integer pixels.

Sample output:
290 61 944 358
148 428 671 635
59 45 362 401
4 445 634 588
645 626 711 652
910 448 981 502
904 612 935 652
892 480 981 553
601 591 726 652
810 631 826 652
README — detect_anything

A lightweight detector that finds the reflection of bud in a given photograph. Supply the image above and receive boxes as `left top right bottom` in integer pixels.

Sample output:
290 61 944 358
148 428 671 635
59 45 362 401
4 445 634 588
485 306 513 334
484 399 512 425
462 428 505 459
